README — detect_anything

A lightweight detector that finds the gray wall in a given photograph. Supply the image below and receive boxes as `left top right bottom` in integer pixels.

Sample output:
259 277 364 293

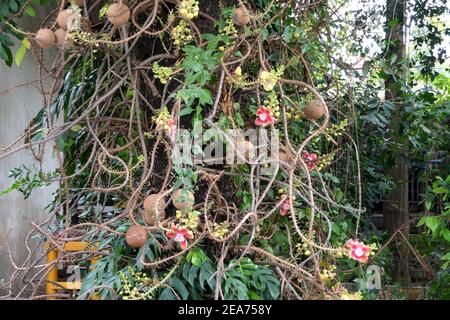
0 7 58 293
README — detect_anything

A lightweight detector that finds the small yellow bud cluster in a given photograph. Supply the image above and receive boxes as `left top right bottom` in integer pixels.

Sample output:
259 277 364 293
317 152 335 171
264 91 280 121
286 106 301 120
212 221 229 239
71 30 98 46
334 248 346 258
152 62 173 84
296 241 311 256
319 265 336 283
179 0 199 20
277 188 285 195
100 33 111 42
99 3 109 18
221 18 237 37
152 107 175 133
234 66 244 82
176 208 200 231
325 119 348 141
368 242 377 256
118 267 155 300
228 66 250 88
171 20 193 47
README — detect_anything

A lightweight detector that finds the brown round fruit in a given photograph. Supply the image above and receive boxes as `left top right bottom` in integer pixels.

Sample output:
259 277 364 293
233 6 250 27
35 28 56 49
303 100 324 121
143 194 166 225
107 3 131 27
125 225 147 248
57 9 76 30
54 28 72 48
236 140 255 161
172 189 195 210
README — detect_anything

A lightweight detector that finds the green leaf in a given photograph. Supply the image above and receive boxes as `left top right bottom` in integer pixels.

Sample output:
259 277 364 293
248 290 262 300
0 34 14 47
433 187 448 194
187 265 198 287
234 112 244 127
198 265 213 290
158 287 176 300
71 124 83 132
0 2 10 16
0 43 13 66
0 44 9 60
169 276 189 299
24 5 36 17
425 200 432 211
442 228 450 242
182 260 190 281
9 0 18 12
425 216 440 233
441 252 450 261
266 281 280 299
14 43 27 66
179 107 193 117
417 217 427 227
196 88 212 105
387 19 400 27
191 255 201 267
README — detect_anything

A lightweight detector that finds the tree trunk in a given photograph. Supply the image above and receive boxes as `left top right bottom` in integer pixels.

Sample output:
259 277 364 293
383 0 410 284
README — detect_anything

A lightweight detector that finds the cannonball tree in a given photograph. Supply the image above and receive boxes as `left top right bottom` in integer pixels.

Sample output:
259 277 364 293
7 0 441 300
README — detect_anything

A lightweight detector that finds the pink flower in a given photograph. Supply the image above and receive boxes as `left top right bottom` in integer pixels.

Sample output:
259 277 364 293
167 118 176 133
255 106 274 126
279 200 290 216
303 151 318 170
345 239 371 263
166 225 193 249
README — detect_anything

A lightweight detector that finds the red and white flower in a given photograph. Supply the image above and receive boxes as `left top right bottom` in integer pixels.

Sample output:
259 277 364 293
255 106 275 126
167 118 177 133
279 199 290 216
345 239 371 263
166 225 194 249
303 151 318 170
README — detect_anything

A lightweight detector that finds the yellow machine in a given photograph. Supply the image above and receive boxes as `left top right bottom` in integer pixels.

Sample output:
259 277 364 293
45 241 99 299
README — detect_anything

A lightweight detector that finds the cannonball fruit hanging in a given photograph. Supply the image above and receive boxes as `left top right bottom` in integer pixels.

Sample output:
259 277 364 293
35 29 56 48
143 194 166 225
57 9 76 30
107 3 131 27
125 225 147 248
172 189 195 210
54 28 71 48
303 100 324 121
233 6 250 27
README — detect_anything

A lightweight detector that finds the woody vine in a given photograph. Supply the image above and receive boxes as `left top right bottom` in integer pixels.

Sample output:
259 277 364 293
4 0 445 300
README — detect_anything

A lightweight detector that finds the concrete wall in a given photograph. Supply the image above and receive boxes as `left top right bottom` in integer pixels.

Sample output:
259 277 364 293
0 7 58 293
